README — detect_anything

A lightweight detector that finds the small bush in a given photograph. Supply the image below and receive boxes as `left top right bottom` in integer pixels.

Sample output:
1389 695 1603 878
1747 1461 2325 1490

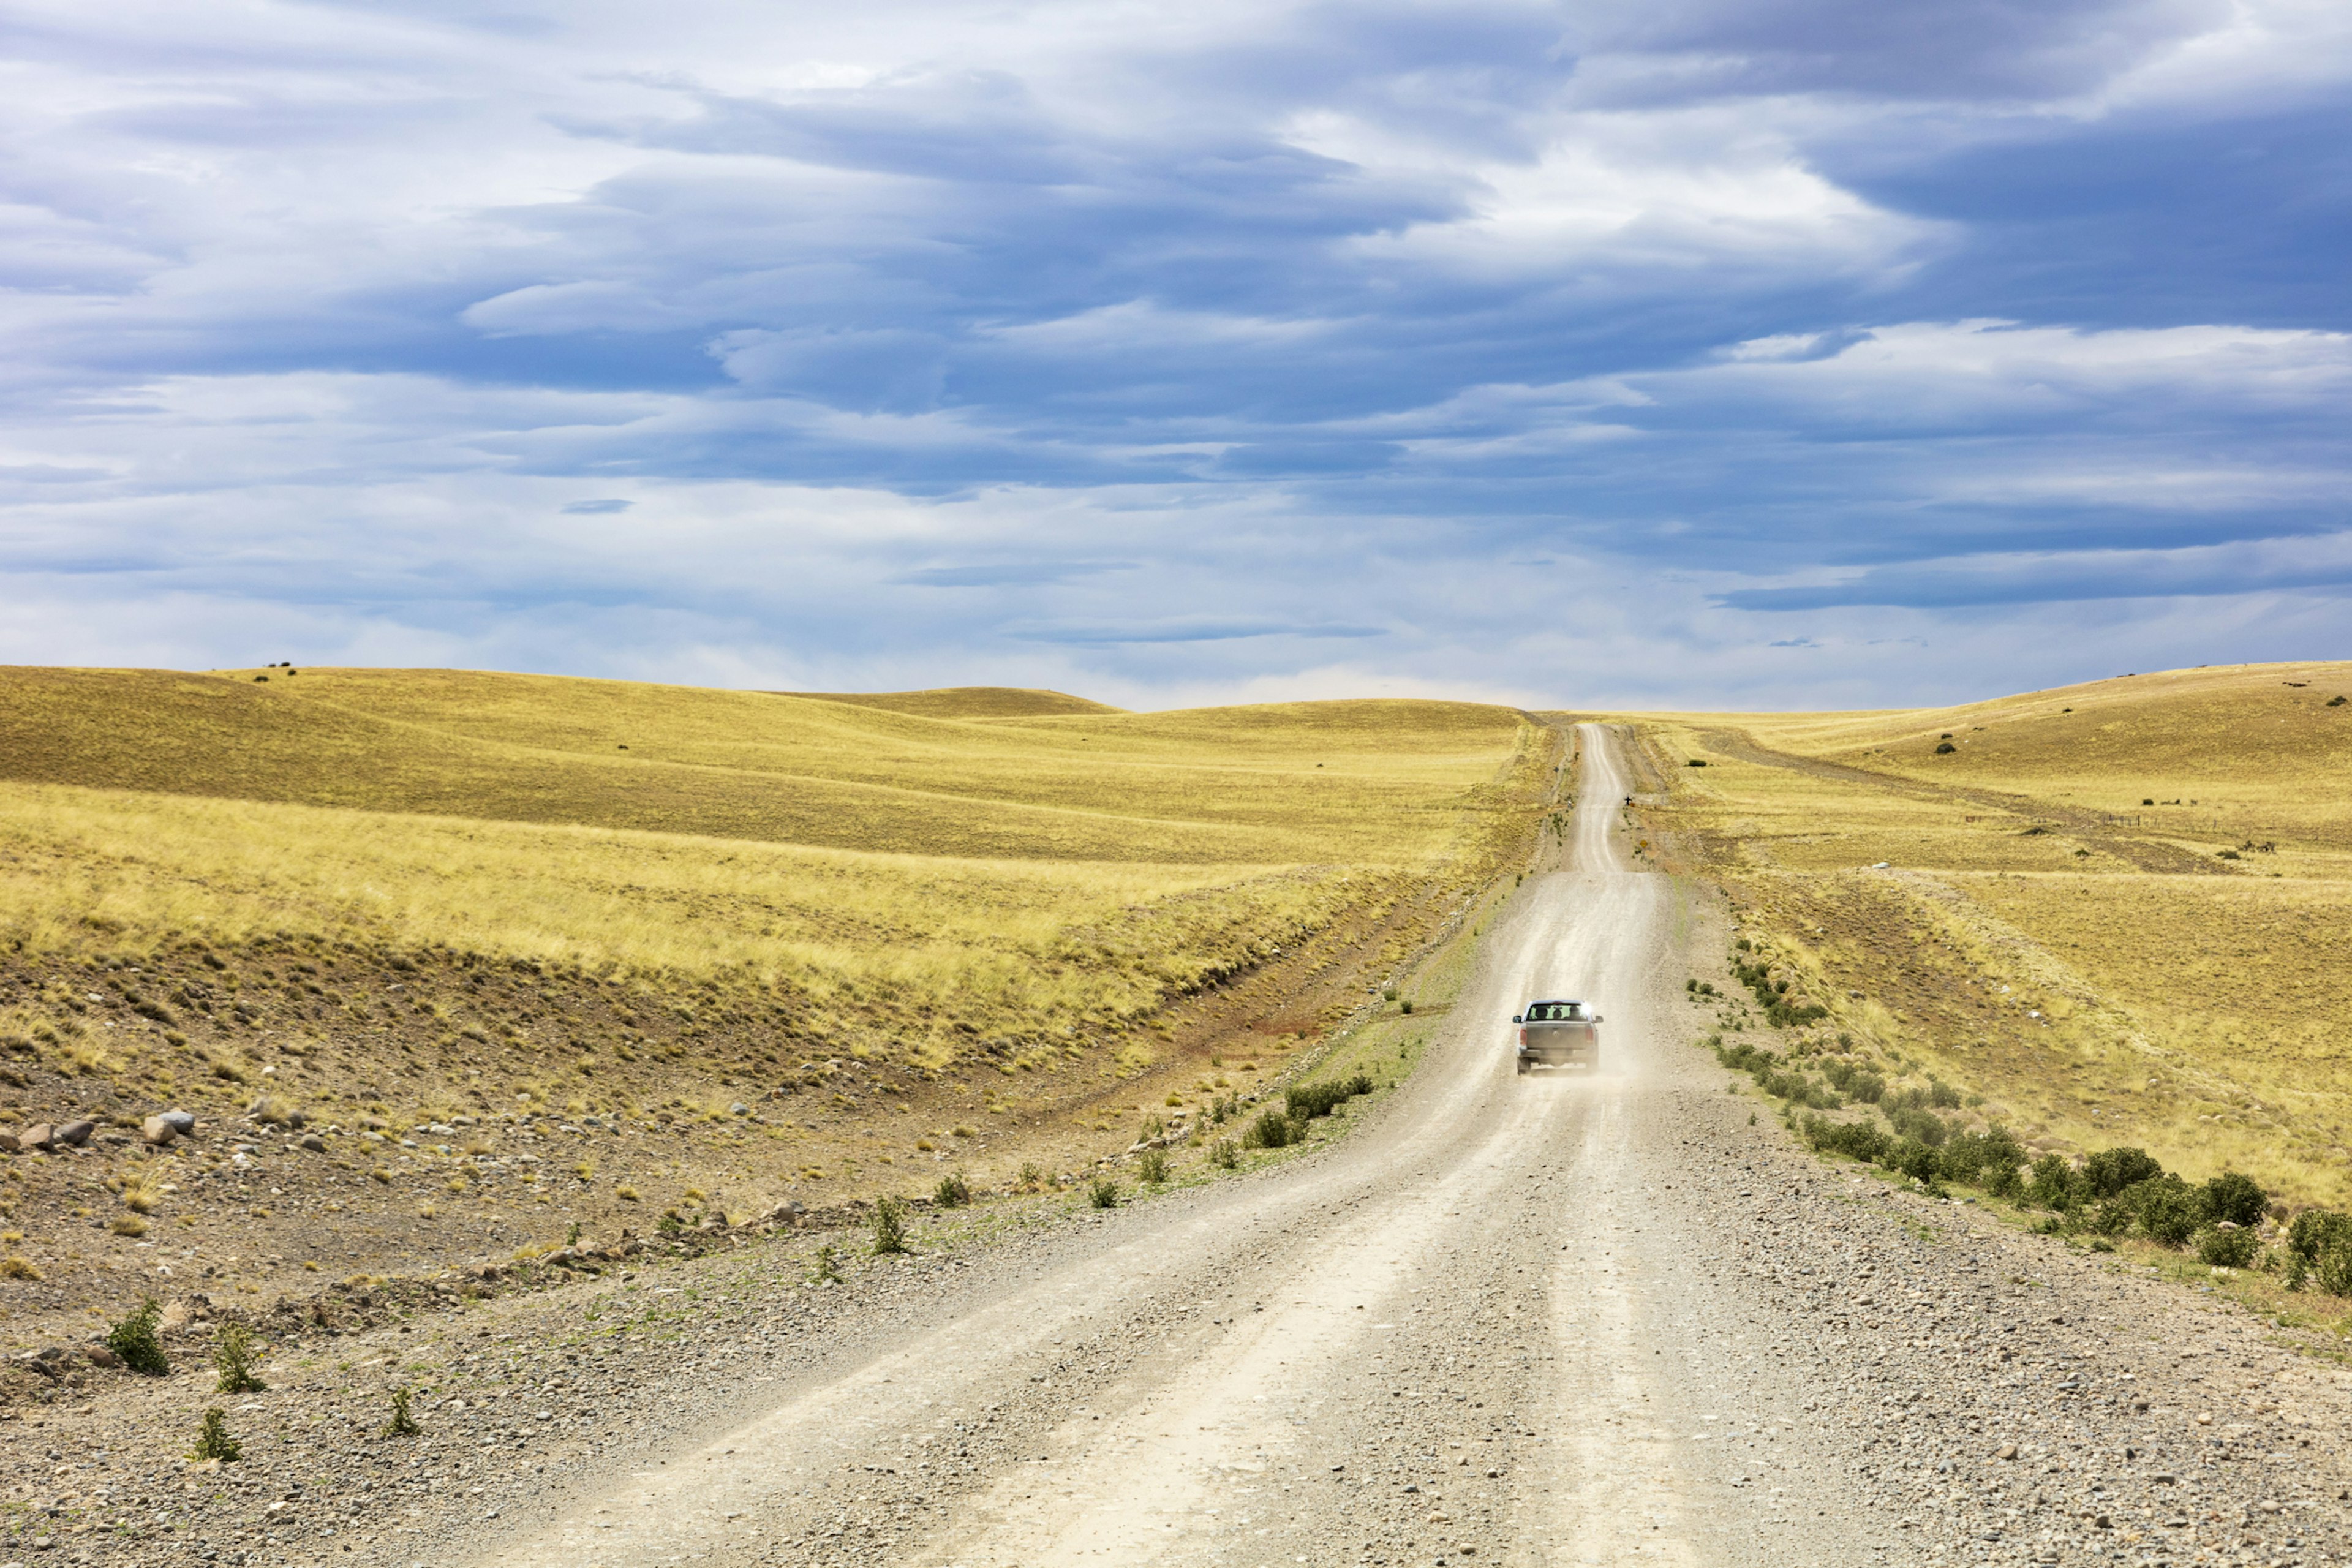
1287 1076 1374 1120
2202 1170 2267 1229
1802 1114 1886 1164
2288 1209 2352 1262
106 1297 169 1376
2026 1154 2077 1212
110 1213 149 1238
2318 1242 2352 1298
1940 1126 2023 1186
190 1407 241 1463
1888 1105 1948 1148
383 1385 420 1436
2197 1226 2260 1268
2135 1175 2203 1246
807 1244 843 1286
1138 1150 1169 1185
214 1321 266 1394
1017 1161 1045 1191
934 1172 971 1208
1087 1177 1120 1210
2080 1147 2162 1200
1822 1060 1887 1103
0 1256 40 1281
1208 1139 1239 1169
870 1197 910 1256
1243 1109 1298 1150
1888 1137 1942 1192
2084 1196 2136 1237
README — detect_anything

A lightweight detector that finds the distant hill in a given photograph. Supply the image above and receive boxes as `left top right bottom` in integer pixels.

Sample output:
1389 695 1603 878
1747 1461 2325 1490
0 666 1522 865
782 685 1126 720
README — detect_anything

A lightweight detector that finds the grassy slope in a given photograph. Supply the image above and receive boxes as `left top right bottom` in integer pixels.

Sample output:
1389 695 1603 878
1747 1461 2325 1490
1632 660 2352 1204
778 685 1125 718
0 667 1507 863
0 667 1549 1324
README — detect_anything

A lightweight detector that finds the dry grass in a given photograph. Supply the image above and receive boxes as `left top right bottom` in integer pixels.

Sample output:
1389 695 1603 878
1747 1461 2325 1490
0 665 1540 1085
0 666 1523 865
1634 660 2352 1206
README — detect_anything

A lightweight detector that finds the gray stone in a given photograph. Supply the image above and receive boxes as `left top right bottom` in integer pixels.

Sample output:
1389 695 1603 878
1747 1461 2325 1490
161 1109 196 1136
298 1133 326 1153
55 1120 94 1147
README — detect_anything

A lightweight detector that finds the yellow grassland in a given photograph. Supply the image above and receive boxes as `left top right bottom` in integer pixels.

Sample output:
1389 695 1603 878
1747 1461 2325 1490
1632 660 2352 1207
0 666 1518 864
0 667 1542 1074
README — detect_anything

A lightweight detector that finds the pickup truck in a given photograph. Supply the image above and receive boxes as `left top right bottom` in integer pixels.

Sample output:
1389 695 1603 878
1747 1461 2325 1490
1512 998 1602 1074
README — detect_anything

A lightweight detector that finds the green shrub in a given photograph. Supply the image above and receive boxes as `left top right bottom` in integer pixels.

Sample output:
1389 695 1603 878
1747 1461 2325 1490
2026 1154 2078 1212
2080 1147 2163 1199
1801 1114 1885 1163
1760 1068 1841 1109
2318 1243 2352 1298
870 1196 910 1256
105 1297 169 1377
2135 1175 2203 1246
1941 1126 2023 1185
1242 1109 1298 1150
213 1321 265 1395
1817 1060 1888 1104
383 1385 421 1437
933 1172 971 1209
1208 1138 1239 1169
1087 1177 1120 1210
1137 1150 1169 1185
2196 1226 2260 1268
2084 1196 2137 1237
1982 1159 2024 1200
190 1407 241 1463
1888 1137 1942 1191
1888 1105 1948 1148
2287 1209 2352 1262
807 1243 843 1286
1286 1076 1376 1121
2202 1170 2267 1229
1927 1079 1962 1109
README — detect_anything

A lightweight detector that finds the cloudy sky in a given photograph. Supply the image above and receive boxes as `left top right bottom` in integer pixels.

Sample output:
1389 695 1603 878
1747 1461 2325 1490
2 0 2347 709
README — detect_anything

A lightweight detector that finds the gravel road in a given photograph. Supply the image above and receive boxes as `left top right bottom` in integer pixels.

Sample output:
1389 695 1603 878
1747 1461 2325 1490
17 724 2349 1567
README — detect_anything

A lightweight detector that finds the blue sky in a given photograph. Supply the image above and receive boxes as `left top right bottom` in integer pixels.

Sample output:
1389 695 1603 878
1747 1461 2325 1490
2 0 2347 709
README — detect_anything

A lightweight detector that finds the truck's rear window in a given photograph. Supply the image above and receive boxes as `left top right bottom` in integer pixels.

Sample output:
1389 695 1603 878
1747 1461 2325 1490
1525 1002 1586 1021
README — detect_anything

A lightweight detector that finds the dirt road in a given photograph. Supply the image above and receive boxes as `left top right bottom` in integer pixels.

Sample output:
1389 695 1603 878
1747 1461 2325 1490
398 722 2342 1568
457 725 1837 1567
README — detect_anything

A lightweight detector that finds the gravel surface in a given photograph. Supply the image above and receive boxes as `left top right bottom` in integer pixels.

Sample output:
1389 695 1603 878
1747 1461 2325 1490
7 723 2350 1568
